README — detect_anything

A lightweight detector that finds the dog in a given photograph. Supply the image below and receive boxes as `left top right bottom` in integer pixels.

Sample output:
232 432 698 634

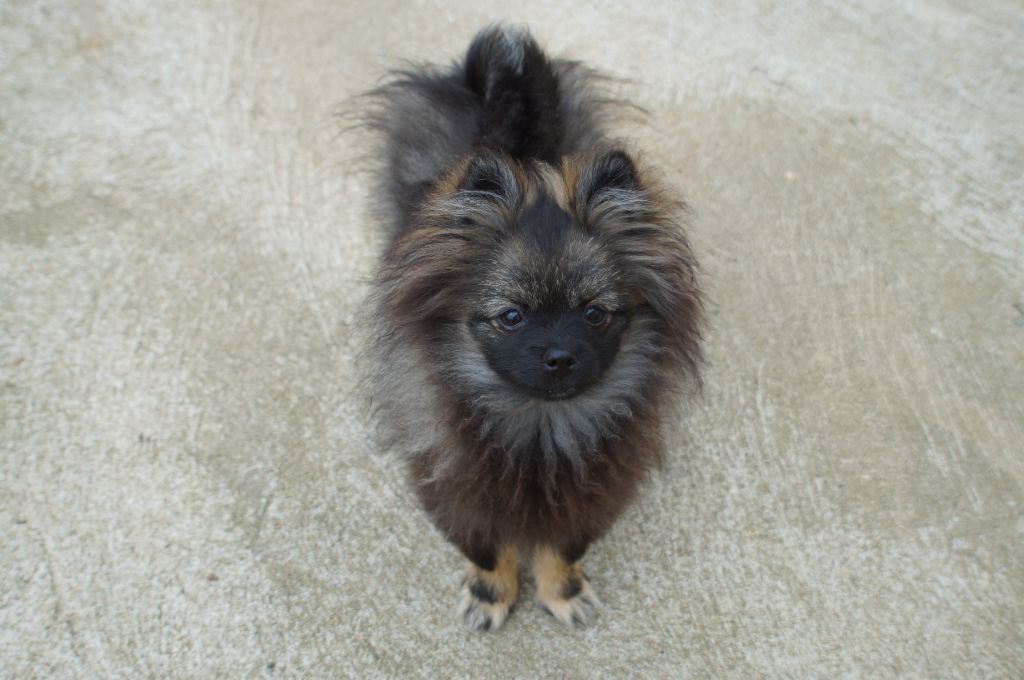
362 25 703 630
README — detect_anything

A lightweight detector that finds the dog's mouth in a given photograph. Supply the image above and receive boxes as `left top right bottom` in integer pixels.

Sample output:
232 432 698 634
540 386 580 400
490 374 591 402
518 381 594 401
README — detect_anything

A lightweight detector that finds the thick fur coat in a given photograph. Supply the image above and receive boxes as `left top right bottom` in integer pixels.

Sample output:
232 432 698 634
363 27 702 624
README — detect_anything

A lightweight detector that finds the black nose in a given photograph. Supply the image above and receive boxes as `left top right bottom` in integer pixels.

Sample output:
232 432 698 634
543 347 576 377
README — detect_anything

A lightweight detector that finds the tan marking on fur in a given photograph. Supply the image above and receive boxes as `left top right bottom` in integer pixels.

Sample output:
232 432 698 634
432 156 474 196
560 156 582 210
390 224 445 247
532 162 571 212
532 547 600 627
458 546 518 631
510 161 530 196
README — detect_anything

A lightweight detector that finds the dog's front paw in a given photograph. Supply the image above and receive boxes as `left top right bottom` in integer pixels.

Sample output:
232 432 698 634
459 576 515 631
533 548 600 628
538 571 600 627
457 547 518 632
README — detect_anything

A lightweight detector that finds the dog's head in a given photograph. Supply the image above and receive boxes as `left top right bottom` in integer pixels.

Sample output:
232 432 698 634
375 149 702 451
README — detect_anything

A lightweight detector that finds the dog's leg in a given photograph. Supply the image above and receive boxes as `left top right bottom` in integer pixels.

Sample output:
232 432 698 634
457 543 518 631
532 545 600 627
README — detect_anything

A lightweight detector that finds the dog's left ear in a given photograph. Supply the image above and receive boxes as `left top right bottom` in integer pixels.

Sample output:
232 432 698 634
577 150 643 207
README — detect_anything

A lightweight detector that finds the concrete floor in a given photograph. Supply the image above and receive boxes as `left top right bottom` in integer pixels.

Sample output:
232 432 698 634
2 1 1023 677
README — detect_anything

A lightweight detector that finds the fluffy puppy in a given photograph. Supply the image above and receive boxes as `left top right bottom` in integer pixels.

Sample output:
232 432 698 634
362 26 703 630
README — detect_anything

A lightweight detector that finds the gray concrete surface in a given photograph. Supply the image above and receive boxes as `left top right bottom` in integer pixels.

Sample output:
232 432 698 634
2 1 1023 677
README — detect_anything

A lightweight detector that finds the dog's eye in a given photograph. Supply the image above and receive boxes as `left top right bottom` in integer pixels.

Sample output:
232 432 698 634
496 308 525 330
583 305 608 326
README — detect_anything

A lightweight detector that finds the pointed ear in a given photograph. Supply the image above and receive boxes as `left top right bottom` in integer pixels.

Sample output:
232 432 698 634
456 151 520 203
578 150 641 206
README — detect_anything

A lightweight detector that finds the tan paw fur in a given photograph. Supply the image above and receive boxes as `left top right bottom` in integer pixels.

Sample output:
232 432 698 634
458 546 518 631
533 547 600 627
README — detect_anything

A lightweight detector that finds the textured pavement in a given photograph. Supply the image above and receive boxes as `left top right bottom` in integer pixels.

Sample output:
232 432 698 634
2 1 1023 677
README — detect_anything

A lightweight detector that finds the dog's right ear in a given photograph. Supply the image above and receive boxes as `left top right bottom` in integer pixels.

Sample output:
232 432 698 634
577 150 642 206
455 151 521 204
